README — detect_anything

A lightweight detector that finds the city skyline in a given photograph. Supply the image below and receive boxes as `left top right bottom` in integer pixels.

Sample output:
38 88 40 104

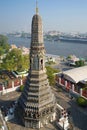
0 0 87 33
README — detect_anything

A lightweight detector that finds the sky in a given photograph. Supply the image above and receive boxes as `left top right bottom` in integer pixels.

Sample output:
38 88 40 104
0 0 87 33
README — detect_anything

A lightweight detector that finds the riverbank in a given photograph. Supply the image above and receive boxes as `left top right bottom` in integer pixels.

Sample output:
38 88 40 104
8 36 87 58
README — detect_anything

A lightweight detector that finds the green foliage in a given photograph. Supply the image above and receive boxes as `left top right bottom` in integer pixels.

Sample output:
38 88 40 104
0 47 4 56
46 66 59 86
46 61 55 65
1 48 29 71
82 87 87 90
19 85 24 92
0 35 10 56
76 97 87 107
22 54 29 71
57 87 63 92
67 55 72 60
75 60 85 67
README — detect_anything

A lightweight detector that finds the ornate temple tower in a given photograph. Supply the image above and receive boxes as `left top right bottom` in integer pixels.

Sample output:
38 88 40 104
17 2 56 129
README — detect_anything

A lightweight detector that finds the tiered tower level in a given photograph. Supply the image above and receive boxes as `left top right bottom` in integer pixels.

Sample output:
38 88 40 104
17 5 56 129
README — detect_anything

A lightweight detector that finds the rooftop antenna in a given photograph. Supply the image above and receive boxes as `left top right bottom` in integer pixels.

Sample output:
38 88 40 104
36 0 38 14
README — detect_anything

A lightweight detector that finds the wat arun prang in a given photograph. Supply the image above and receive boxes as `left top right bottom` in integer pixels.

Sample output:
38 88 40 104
16 3 56 129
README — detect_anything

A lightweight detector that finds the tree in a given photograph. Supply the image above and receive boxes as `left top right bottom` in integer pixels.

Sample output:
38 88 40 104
46 66 59 86
76 97 87 107
0 47 4 56
75 60 85 67
1 48 29 71
0 35 10 56
66 55 72 60
21 54 29 71
19 85 24 92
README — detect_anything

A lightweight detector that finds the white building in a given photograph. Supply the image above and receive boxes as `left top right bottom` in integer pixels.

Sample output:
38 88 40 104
56 66 87 99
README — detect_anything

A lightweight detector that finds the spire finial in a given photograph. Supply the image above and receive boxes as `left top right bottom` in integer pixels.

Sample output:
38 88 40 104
36 0 38 14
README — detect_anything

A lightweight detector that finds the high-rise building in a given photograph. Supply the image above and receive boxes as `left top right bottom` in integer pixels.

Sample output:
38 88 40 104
16 3 56 129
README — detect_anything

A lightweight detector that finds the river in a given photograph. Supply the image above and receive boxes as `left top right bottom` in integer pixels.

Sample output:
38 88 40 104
8 36 87 59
